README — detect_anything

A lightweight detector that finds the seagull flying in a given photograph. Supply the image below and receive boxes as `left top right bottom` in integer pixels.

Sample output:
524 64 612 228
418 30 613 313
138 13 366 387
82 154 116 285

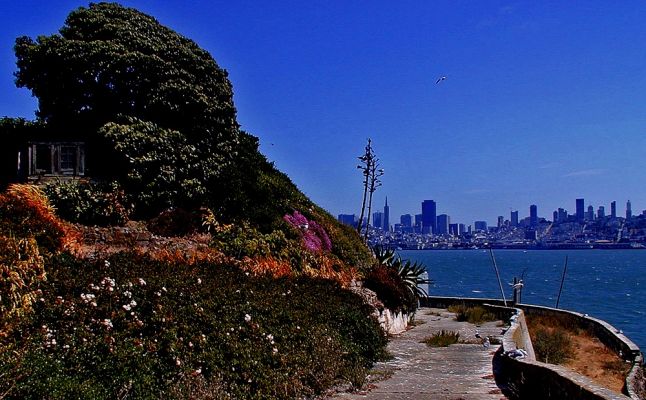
436 76 447 84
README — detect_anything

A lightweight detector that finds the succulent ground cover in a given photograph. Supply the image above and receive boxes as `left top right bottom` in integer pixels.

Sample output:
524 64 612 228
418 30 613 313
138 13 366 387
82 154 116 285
0 185 389 399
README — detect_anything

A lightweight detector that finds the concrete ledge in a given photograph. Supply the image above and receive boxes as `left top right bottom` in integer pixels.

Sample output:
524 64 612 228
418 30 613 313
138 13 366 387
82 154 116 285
422 296 642 399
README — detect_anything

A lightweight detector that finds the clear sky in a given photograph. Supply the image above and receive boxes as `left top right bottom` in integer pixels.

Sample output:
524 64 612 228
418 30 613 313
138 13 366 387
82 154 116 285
2 1 645 226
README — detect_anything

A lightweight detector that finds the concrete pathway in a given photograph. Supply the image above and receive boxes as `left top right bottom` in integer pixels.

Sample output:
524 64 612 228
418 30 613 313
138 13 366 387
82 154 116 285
332 307 508 400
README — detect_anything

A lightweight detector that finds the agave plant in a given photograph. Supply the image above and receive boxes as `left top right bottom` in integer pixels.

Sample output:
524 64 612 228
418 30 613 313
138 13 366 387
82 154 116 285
372 246 396 266
396 258 433 299
372 246 432 300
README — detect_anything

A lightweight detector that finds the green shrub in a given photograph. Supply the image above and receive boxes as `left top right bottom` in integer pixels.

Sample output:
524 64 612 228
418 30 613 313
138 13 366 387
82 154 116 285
449 305 497 325
422 330 460 347
533 328 572 364
0 252 387 399
43 180 131 226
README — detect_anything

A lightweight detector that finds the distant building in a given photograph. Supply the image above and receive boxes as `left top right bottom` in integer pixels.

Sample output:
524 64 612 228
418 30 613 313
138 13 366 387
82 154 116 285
525 229 537 241
511 210 519 227
400 214 412 227
449 223 459 236
530 205 538 227
474 221 487 232
557 208 568 223
626 200 632 220
383 197 390 232
553 210 558 223
436 214 450 235
458 223 466 235
611 201 617 218
422 200 437 234
414 213 423 233
497 216 504 228
576 198 585 222
372 211 383 230
597 206 605 219
586 205 594 221
338 214 356 227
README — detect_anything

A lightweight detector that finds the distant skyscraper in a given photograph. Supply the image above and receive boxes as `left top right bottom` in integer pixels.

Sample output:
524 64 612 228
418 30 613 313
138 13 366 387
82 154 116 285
511 210 519 227
611 201 617 218
576 198 585 222
458 223 466 235
553 211 558 223
529 205 538 227
383 197 390 231
557 208 568 222
400 214 412 227
597 206 605 219
474 221 487 232
338 214 356 227
414 214 423 232
497 216 504 228
586 205 594 221
436 214 450 235
449 223 459 236
422 200 437 234
372 211 383 229
626 200 632 220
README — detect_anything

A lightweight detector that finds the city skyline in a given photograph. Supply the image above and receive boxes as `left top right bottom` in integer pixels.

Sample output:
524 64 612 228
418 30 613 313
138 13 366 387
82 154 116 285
1 2 646 224
346 196 642 231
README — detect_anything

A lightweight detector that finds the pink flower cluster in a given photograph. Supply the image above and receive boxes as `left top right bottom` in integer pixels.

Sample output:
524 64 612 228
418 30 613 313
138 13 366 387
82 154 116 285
283 211 332 252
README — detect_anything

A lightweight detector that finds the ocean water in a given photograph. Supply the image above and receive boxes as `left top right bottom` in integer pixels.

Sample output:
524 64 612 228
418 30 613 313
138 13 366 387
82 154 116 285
400 249 646 351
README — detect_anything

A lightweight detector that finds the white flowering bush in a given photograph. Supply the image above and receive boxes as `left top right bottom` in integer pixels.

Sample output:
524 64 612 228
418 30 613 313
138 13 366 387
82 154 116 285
0 252 387 399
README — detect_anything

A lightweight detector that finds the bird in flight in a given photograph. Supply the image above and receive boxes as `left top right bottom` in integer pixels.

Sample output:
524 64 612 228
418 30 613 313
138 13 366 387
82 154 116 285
436 76 447 84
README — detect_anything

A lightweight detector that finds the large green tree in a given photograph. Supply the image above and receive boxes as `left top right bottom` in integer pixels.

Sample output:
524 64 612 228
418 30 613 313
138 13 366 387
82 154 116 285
13 2 241 214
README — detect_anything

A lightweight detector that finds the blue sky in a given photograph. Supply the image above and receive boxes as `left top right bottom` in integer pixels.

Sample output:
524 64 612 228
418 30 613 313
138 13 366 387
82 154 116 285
2 1 645 226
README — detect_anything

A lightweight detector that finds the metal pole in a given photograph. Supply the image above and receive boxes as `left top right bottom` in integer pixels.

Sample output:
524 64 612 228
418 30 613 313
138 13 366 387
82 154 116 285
555 255 568 309
489 248 507 307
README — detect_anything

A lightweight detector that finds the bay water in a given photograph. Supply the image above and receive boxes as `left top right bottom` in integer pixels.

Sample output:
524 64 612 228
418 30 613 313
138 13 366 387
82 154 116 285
400 249 646 351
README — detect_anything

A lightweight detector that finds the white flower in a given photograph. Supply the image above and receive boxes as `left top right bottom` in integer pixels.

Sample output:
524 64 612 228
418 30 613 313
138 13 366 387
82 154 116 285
124 291 132 298
123 304 131 311
244 314 251 322
175 359 181 366
138 278 146 286
197 278 202 284
104 260 110 267
129 300 137 307
272 347 278 354
101 319 113 329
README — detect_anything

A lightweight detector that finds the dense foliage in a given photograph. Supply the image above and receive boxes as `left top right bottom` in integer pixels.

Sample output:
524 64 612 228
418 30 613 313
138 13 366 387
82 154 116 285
0 253 387 399
43 180 130 226
0 183 387 398
7 3 371 270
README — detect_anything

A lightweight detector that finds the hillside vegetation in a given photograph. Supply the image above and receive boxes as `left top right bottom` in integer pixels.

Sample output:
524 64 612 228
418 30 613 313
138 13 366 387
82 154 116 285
0 3 426 399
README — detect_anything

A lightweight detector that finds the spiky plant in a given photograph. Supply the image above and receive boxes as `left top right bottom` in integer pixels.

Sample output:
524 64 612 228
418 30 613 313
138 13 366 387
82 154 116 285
372 246 432 301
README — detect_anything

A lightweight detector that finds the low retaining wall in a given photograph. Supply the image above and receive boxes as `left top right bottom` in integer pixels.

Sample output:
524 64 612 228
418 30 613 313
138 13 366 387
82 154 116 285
422 296 643 400
378 308 411 335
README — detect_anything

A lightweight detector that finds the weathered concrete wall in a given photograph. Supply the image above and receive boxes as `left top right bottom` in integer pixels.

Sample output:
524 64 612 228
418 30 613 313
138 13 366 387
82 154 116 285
423 296 643 399
377 308 411 335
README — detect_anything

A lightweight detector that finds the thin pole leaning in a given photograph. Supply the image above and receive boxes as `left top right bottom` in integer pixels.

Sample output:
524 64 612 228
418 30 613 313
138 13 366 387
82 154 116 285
556 255 568 309
489 248 507 307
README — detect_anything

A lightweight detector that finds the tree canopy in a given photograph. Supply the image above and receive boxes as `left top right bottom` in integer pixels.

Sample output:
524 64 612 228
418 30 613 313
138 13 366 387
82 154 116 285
13 2 245 215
